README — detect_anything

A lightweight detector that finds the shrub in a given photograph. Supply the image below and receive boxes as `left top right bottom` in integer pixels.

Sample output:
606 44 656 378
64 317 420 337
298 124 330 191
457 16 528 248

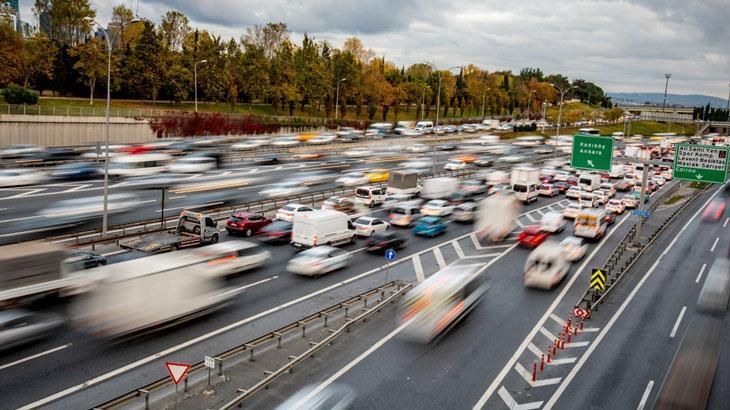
1 84 39 105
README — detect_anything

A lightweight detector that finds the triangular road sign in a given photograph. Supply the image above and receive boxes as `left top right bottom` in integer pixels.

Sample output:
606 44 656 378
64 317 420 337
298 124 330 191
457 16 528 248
165 362 191 384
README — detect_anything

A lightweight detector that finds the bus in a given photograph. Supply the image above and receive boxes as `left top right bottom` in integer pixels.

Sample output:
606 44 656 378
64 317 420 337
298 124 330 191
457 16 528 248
109 153 171 178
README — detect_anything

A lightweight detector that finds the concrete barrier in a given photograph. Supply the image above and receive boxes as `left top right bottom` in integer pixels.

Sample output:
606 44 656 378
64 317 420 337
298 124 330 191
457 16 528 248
0 114 155 147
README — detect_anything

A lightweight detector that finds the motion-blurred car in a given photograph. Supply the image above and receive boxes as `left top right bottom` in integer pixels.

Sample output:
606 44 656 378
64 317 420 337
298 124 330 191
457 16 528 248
365 232 407 252
226 211 273 236
169 156 217 173
560 236 588 262
562 203 583 219
286 246 351 277
459 179 488 195
474 156 494 167
604 212 616 225
193 241 271 275
397 263 485 343
0 169 46 187
421 199 454 216
702 199 726 222
538 183 559 197
353 216 390 237
260 181 308 198
412 216 447 237
388 203 422 227
366 169 390 183
257 220 293 244
335 172 369 187
605 199 625 214
343 148 373 158
523 241 570 289
518 225 551 248
61 250 107 273
275 203 314 222
253 154 280 165
622 194 638 208
321 196 356 214
231 139 268 150
50 162 99 180
406 143 429 153
444 159 469 171
452 201 478 222
307 134 337 144
540 212 566 233
294 171 334 186
0 144 45 159
270 136 300 147
0 309 65 352
274 384 356 410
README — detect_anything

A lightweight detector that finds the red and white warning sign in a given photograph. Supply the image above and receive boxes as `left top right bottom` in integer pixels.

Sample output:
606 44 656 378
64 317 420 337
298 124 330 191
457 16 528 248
165 362 192 384
573 307 591 319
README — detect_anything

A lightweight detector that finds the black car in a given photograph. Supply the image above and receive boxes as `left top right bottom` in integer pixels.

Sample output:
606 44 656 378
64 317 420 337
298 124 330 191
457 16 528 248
62 250 107 272
552 181 571 193
439 144 457 151
254 154 280 165
366 232 407 252
474 156 494 167
51 162 100 180
258 220 293 244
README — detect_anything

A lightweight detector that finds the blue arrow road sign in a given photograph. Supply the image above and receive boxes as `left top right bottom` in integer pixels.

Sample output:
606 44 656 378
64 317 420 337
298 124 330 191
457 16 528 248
385 249 397 262
631 209 651 218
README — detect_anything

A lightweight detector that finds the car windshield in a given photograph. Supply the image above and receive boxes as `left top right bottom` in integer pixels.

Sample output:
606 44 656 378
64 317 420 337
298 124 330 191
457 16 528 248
513 185 527 192
354 218 371 225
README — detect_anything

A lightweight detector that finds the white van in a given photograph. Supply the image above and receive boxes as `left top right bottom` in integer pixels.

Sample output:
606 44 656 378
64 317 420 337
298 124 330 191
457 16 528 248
415 121 434 134
291 210 355 249
355 186 387 207
579 192 597 208
573 209 608 240
110 153 171 178
540 212 566 233
578 173 601 192
523 241 571 289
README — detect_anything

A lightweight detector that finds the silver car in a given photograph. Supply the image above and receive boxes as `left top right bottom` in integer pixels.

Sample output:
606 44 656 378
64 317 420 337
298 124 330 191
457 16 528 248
0 309 65 352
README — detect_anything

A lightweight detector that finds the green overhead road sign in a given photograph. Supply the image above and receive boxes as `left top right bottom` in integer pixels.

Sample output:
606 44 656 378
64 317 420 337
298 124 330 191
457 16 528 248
571 134 614 172
673 144 729 184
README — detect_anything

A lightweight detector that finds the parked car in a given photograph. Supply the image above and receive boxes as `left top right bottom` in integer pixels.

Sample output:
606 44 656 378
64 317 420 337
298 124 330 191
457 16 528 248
365 232 407 252
286 246 351 277
518 225 551 248
412 216 447 237
226 211 273 237
353 216 390 237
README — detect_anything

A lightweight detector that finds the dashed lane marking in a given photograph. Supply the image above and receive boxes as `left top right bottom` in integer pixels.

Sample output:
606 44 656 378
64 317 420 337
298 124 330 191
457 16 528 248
433 247 446 269
695 263 707 284
413 255 425 282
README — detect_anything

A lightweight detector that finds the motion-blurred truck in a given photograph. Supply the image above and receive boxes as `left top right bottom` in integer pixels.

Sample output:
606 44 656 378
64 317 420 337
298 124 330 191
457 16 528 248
0 242 70 306
386 170 421 197
120 210 220 253
421 177 458 199
474 192 520 242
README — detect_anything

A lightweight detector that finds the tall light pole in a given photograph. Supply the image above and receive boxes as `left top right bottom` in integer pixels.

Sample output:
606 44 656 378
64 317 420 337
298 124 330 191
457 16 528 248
421 85 431 120
542 101 547 122
551 84 577 158
334 77 346 120
423 62 462 133
526 89 536 120
194 59 207 113
94 22 114 237
661 73 671 113
481 87 490 119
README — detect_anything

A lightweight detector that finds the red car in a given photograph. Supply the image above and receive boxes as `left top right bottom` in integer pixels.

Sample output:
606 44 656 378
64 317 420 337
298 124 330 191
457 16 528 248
226 211 273 236
702 199 726 221
517 226 551 248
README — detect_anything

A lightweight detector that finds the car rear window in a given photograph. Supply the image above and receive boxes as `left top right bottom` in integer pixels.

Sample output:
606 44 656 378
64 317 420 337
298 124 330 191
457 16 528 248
356 189 370 197
354 218 370 225
282 205 296 211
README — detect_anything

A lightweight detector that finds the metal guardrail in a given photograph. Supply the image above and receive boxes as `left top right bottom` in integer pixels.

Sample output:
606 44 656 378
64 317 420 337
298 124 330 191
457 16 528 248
577 181 710 311
94 280 411 410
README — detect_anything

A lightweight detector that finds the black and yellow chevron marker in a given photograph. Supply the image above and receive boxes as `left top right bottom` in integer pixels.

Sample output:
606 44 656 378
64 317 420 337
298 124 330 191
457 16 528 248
590 268 606 291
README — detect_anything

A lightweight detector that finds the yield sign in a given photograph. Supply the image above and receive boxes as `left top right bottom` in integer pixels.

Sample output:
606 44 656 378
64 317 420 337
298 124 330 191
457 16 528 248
165 362 191 384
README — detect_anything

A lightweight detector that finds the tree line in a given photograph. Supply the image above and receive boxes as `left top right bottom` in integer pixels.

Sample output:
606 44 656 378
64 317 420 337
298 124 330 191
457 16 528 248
693 104 730 122
0 0 614 121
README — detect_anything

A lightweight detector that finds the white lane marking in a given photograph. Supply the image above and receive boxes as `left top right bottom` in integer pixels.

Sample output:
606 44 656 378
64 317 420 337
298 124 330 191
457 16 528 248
482 244 513 249
168 195 187 200
101 250 127 257
695 263 707 284
724 217 729 228
527 343 576 364
64 184 92 192
526 213 537 223
516 219 525 227
461 253 505 259
637 380 654 410
581 327 600 333
5 188 45 198
433 247 446 269
549 313 566 327
527 342 543 359
535 209 545 216
564 341 589 348
514 362 562 387
185 173 202 179
413 255 425 282
452 240 466 259
669 306 687 338
470 233 483 250
0 344 72 371
237 183 277 191
473 212 631 409
710 237 719 252
498 386 543 410
0 214 45 223
542 184 725 409
127 199 157 206
540 326 558 343
220 171 232 176
549 204 561 212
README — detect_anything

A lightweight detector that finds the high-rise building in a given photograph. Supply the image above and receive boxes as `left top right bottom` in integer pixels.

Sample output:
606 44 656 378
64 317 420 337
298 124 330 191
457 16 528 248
1 0 21 31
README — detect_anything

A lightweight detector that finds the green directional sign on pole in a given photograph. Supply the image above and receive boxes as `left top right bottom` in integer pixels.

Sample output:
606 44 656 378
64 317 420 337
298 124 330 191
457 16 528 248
673 144 729 184
571 134 614 172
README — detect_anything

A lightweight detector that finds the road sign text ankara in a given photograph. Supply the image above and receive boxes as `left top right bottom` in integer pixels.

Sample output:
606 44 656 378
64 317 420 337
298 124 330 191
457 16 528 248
571 134 614 172
673 144 729 184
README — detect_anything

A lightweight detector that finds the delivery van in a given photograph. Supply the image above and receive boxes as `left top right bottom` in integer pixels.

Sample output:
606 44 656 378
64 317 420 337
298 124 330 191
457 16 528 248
578 173 601 192
523 241 570 289
355 185 387 207
579 192 597 208
573 209 608 240
291 210 355 248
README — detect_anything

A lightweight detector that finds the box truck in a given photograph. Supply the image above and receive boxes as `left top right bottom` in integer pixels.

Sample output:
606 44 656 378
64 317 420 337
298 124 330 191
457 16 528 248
386 171 421 197
510 167 540 203
421 177 458 199
291 210 355 248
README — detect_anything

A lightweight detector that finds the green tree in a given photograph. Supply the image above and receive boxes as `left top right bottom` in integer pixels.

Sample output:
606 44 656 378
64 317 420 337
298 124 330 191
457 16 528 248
124 21 162 100
160 10 190 52
0 21 23 87
69 37 106 105
111 4 133 49
34 0 95 46
18 34 56 88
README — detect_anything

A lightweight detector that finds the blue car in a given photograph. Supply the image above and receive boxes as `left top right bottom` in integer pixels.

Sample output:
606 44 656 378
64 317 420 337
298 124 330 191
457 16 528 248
412 216 447 237
51 162 99 180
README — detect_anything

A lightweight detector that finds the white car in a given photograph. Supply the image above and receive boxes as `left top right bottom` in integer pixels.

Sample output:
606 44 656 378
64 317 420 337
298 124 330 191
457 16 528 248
307 134 337 144
406 144 430 153
231 139 268 150
286 246 351 277
540 211 566 233
0 169 46 187
592 189 609 205
420 199 454 216
168 156 217 173
622 194 638 209
275 203 314 222
560 236 588 262
260 181 308 198
562 203 583 219
482 170 510 185
293 171 333 186
193 241 271 276
565 186 582 200
605 199 625 214
661 170 673 181
353 216 390 236
444 159 469 171
270 136 300 147
343 148 373 158
651 175 666 186
399 158 431 169
335 172 369 187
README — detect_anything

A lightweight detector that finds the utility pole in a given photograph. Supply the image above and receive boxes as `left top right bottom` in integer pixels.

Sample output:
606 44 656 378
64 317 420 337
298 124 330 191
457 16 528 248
335 77 346 121
194 59 208 113
661 73 671 114
481 88 487 119
421 85 431 120
726 82 730 137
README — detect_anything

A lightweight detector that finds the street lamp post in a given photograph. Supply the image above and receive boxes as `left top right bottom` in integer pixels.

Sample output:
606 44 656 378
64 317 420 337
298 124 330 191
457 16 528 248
94 22 114 237
335 77 346 121
551 84 577 158
526 89 536 120
423 62 462 132
194 59 208 113
542 102 547 122
661 73 671 113
421 85 431 120
481 87 490 119
725 82 730 136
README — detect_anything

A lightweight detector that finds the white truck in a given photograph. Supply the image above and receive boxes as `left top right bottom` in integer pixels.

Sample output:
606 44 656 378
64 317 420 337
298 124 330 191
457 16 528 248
120 211 220 253
0 242 71 306
573 209 608 240
481 119 500 130
609 165 624 179
511 167 540 203
386 171 421 197
578 173 601 192
474 193 520 242
421 177 458 199
291 209 355 249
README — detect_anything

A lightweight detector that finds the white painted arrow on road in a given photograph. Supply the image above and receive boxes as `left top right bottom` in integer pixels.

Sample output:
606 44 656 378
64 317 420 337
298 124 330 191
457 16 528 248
498 386 543 410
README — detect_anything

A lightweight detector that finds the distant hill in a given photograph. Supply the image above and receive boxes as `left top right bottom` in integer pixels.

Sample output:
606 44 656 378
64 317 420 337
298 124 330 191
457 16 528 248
607 92 728 108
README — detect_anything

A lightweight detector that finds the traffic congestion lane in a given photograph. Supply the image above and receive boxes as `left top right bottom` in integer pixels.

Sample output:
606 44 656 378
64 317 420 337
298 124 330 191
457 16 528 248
0 192 568 409
543 185 727 410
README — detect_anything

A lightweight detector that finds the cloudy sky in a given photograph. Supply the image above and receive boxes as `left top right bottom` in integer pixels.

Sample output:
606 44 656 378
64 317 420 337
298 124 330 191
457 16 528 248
21 0 730 98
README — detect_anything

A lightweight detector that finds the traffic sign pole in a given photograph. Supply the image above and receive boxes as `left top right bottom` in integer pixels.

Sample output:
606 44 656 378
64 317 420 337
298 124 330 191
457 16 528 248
635 162 649 245
384 249 396 286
